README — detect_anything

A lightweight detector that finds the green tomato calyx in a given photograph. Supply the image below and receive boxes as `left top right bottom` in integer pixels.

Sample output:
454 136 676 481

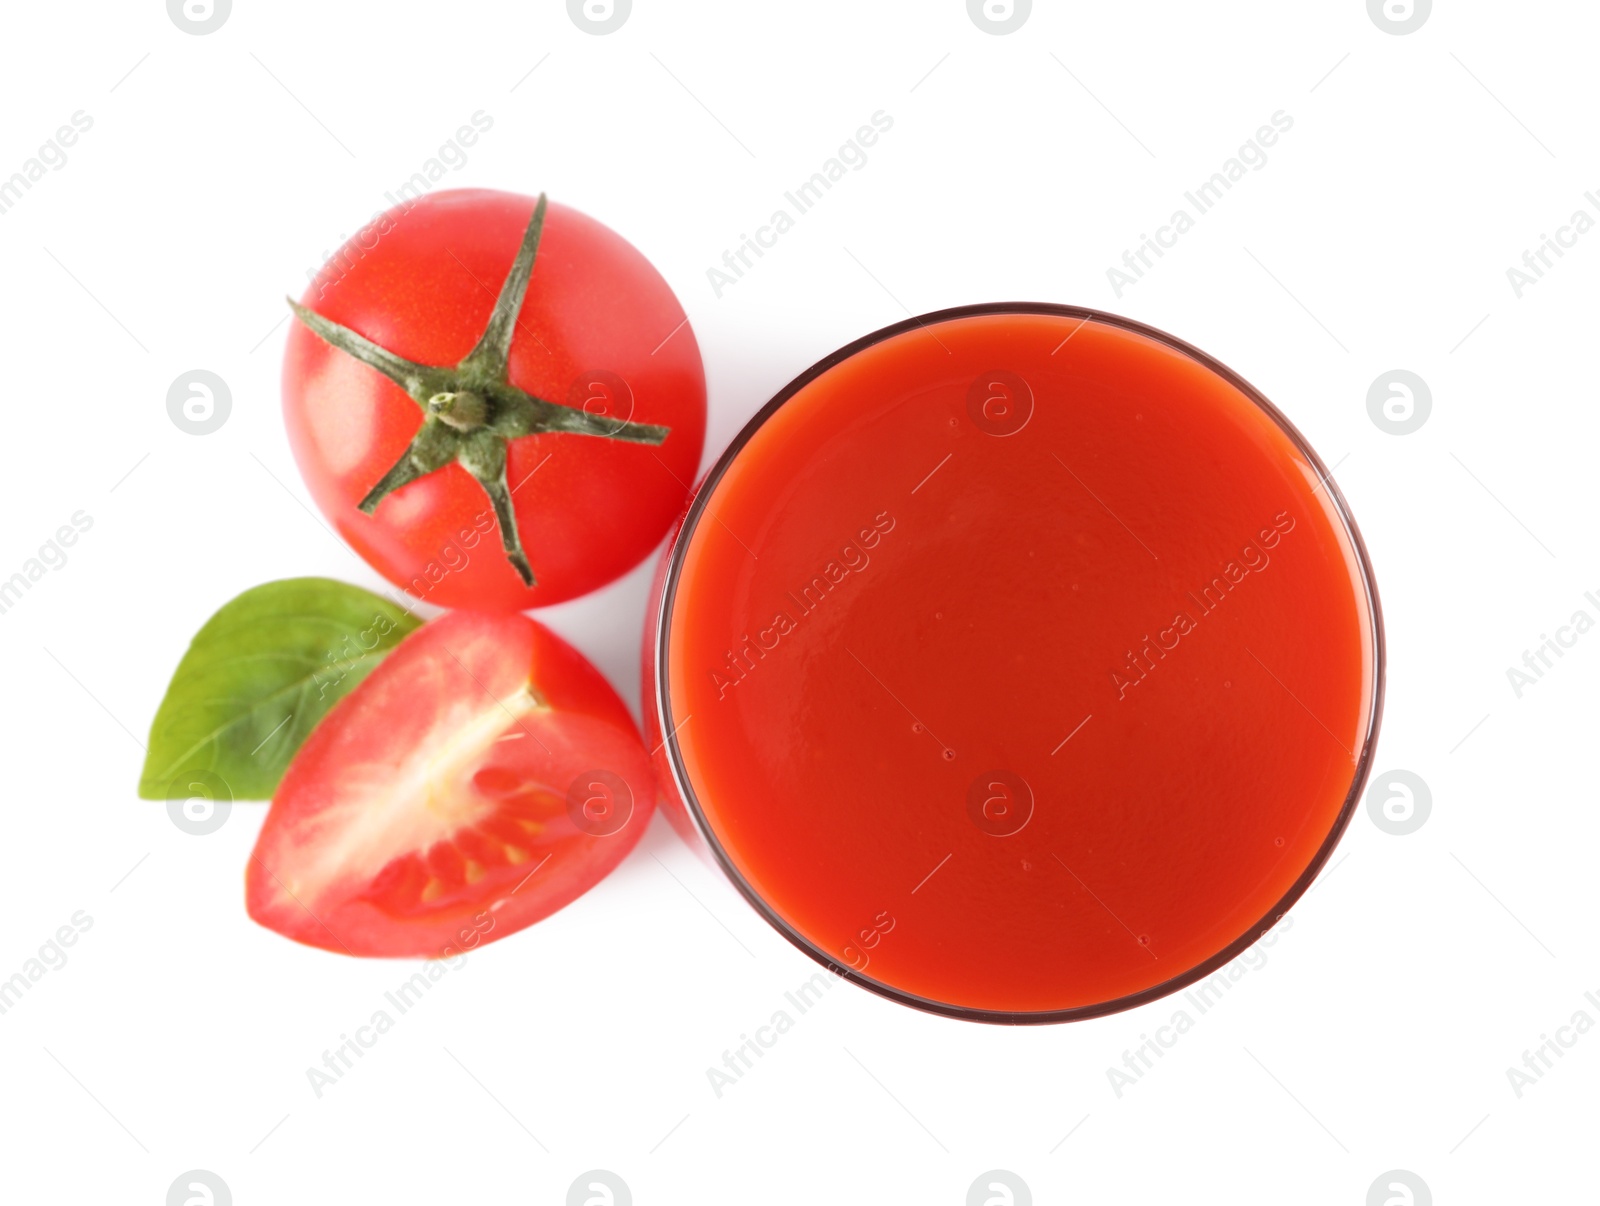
286 193 671 588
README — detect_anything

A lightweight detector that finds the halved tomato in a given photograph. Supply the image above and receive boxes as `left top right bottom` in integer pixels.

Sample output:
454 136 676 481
247 611 653 957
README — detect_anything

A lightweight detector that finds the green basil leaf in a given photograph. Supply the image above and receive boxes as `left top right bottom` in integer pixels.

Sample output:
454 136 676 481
138 578 421 801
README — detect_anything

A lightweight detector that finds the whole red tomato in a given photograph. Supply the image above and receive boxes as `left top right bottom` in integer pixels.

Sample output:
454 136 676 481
282 189 706 609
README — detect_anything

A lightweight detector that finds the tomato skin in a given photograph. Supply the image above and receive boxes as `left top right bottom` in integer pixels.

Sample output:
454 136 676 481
282 188 706 610
247 611 655 957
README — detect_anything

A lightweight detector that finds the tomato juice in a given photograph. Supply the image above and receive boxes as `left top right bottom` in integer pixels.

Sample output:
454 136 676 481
649 305 1381 1021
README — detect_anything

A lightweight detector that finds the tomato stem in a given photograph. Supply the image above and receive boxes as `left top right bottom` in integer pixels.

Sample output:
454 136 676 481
429 390 488 431
288 192 671 590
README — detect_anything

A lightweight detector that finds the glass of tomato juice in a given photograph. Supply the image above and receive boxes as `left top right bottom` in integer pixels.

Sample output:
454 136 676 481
644 304 1383 1022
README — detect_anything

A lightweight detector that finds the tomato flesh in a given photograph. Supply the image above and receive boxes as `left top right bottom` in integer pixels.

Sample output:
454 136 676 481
247 612 653 957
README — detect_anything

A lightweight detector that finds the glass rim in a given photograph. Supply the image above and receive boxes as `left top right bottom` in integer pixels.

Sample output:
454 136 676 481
652 301 1387 1025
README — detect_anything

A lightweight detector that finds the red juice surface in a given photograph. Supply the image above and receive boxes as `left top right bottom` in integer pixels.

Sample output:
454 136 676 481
660 308 1379 1019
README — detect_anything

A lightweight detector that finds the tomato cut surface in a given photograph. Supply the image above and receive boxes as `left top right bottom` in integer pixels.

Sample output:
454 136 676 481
247 612 653 957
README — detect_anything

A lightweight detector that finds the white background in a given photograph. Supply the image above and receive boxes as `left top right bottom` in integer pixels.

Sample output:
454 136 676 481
0 1 1593 1202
